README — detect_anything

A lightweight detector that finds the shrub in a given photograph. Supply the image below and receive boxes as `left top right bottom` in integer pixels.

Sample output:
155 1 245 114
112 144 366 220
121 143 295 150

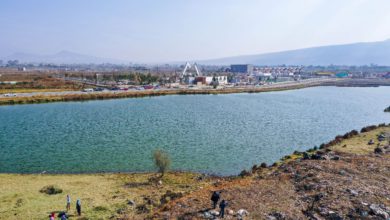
361 125 377 133
251 165 258 173
93 206 109 212
374 147 383 154
260 162 268 168
302 152 310 160
39 185 63 195
239 169 251 177
152 149 171 177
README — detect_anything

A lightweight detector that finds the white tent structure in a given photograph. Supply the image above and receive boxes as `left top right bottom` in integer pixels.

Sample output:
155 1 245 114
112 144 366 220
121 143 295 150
181 62 202 77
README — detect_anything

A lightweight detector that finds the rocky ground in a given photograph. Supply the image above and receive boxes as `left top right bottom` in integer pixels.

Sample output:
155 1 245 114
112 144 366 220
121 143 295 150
148 125 390 220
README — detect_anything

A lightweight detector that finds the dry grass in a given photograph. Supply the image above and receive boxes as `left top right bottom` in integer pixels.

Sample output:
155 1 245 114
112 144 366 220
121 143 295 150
331 127 390 154
0 72 82 93
0 172 214 220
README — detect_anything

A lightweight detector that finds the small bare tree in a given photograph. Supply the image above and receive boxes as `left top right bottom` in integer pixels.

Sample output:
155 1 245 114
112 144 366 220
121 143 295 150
152 149 171 177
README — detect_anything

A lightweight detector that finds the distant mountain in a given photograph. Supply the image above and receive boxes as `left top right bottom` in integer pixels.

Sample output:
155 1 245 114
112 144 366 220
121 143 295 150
3 50 127 64
197 39 390 66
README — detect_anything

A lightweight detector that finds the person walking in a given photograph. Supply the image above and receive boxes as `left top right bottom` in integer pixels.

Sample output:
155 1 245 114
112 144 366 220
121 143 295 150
66 195 71 212
210 191 220 209
219 200 228 218
76 199 81 216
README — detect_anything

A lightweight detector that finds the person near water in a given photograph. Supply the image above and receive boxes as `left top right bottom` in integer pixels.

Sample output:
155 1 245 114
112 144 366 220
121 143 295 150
210 191 220 209
219 200 228 218
76 199 81 216
66 195 71 212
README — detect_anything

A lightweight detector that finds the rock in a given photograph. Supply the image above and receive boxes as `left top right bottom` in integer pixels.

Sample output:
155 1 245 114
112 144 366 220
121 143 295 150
331 155 340 161
338 170 346 176
359 211 368 217
369 204 390 219
237 209 249 218
311 154 322 160
327 211 343 220
158 180 163 185
266 216 277 220
127 200 136 206
203 211 214 219
209 210 220 216
227 209 234 215
267 211 286 220
378 134 386 141
347 189 359 196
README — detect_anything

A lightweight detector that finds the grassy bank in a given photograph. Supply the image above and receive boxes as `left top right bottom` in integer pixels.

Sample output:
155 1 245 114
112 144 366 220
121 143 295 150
0 172 216 220
1 124 389 219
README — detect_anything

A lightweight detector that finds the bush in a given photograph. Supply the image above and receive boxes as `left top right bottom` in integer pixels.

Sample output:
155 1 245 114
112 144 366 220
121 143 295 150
374 147 383 154
239 169 251 177
260 162 268 168
93 206 109 212
152 149 171 177
361 125 377 133
39 185 63 195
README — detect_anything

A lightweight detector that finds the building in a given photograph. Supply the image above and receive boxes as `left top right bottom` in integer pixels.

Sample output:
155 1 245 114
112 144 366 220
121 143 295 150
194 76 228 85
230 64 253 74
335 72 349 78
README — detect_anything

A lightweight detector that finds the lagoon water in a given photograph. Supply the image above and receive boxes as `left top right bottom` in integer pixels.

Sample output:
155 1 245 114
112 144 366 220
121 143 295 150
1 86 390 175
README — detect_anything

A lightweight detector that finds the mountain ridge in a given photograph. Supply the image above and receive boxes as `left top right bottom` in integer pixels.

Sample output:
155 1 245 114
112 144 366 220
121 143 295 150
2 50 127 64
196 39 390 66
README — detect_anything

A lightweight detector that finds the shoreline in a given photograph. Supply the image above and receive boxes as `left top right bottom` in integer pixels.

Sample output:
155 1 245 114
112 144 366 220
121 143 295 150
1 78 390 106
1 123 389 219
2 123 388 177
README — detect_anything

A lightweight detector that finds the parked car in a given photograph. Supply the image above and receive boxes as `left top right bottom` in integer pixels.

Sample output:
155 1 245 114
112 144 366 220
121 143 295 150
143 85 154 90
94 87 105 91
83 88 94 92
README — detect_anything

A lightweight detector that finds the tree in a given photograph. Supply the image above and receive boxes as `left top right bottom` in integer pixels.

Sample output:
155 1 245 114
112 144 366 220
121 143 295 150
152 149 171 177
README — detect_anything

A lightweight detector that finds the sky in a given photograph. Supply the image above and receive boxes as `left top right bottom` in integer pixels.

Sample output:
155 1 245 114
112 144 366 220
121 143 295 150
1 0 390 63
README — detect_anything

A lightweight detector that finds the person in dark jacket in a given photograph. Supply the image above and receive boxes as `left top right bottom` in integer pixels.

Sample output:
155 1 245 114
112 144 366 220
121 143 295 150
76 199 81 216
219 200 228 218
210 191 220 209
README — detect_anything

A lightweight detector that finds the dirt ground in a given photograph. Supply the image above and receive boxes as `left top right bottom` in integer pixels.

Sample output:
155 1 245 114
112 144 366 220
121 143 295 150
151 126 390 220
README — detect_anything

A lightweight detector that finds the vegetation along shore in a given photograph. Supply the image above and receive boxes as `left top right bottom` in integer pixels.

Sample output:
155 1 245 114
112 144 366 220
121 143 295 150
1 123 389 219
1 78 390 106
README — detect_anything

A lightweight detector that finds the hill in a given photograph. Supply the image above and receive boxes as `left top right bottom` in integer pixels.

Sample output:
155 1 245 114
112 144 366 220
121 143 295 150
198 39 390 66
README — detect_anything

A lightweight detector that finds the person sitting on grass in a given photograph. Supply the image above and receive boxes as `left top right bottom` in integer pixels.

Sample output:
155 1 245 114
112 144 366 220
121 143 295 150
49 212 55 220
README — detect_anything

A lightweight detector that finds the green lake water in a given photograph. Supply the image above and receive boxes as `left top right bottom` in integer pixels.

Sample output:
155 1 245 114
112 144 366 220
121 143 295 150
0 86 389 175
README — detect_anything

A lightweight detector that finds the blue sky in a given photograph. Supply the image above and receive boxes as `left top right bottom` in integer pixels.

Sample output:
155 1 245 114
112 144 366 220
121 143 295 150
1 0 390 62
